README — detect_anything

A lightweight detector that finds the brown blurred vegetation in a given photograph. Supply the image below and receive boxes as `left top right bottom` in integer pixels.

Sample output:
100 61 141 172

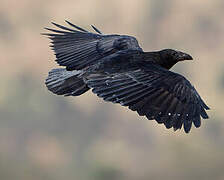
0 0 224 179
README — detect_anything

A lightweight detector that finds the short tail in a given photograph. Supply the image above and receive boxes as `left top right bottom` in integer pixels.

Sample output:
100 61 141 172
45 68 90 96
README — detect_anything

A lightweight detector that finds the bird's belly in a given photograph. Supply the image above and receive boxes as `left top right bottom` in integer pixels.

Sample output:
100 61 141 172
90 58 138 74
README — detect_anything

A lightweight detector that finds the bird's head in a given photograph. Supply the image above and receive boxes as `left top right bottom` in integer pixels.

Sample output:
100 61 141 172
160 49 193 61
158 49 193 69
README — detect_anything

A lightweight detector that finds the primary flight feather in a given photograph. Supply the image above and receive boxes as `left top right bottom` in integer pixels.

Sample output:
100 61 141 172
44 21 209 133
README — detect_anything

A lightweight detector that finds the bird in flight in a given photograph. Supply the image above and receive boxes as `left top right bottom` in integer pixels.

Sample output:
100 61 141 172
43 21 209 133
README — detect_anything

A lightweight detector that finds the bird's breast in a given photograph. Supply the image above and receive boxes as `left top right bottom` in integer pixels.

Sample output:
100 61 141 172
88 54 139 74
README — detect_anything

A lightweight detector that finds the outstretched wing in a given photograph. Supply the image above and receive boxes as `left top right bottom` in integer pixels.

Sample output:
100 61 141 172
43 21 143 70
85 64 209 133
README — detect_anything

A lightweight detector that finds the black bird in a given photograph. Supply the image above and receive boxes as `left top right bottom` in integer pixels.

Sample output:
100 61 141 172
43 21 210 133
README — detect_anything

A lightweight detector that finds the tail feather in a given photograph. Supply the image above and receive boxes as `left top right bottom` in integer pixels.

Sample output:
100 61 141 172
45 68 90 96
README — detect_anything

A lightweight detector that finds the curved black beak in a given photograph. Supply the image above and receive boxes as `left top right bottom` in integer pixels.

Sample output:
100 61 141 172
177 51 193 61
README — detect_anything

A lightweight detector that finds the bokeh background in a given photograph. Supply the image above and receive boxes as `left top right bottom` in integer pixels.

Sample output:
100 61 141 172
1 0 224 179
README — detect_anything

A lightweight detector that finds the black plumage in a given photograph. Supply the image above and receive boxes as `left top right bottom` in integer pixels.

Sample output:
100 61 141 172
44 21 210 133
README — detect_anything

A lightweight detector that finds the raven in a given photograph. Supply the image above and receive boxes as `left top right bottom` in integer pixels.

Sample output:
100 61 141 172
44 21 209 133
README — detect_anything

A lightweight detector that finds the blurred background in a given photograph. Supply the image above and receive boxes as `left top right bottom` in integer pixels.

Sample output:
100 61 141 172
0 0 224 179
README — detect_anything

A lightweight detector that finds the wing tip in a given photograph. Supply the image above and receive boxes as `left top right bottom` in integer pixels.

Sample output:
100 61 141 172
91 25 102 34
65 20 88 32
